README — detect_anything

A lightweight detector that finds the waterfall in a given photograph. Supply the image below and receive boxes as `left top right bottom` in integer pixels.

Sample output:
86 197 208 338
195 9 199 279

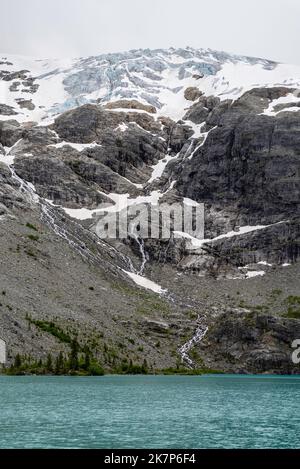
2 144 103 262
3 141 39 204
135 236 148 275
128 218 148 275
8 165 39 204
179 316 208 368
2 143 143 276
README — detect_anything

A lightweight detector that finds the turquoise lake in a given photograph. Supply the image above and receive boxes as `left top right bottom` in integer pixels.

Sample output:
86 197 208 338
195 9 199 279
0 374 299 448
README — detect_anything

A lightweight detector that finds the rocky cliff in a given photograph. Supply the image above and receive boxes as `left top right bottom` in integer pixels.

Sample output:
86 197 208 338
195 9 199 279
0 47 300 374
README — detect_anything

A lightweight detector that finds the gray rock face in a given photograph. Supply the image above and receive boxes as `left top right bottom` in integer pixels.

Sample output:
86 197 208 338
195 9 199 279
238 86 295 107
0 120 24 146
2 105 193 208
1 70 29 81
274 102 300 112
184 87 203 101
177 90 300 228
104 99 156 114
15 99 35 111
9 81 20 92
176 219 300 276
82 126 165 177
134 86 300 275
66 157 138 194
0 104 17 116
0 60 13 66
52 104 162 143
0 69 39 95
209 219 300 265
8 104 189 208
169 123 194 153
183 95 220 123
0 162 29 213
199 311 300 374
13 154 106 208
144 236 187 265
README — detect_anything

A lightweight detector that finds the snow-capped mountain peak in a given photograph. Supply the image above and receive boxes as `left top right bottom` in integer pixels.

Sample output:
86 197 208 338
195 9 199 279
1 47 300 124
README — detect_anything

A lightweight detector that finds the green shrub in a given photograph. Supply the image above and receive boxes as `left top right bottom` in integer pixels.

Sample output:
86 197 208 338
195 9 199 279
29 319 72 344
25 249 36 258
285 309 300 319
27 234 39 242
286 296 300 305
284 296 300 318
26 222 38 232
88 362 105 376
119 359 148 374
271 289 283 296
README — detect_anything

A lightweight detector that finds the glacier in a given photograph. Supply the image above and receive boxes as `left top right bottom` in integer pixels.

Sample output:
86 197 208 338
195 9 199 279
1 47 300 124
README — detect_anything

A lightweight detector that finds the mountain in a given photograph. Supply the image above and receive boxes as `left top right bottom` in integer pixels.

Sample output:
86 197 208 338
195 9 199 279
1 47 300 123
0 47 300 374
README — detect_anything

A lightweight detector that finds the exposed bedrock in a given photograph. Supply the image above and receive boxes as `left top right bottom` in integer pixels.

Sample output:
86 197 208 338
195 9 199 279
177 91 300 229
198 310 300 374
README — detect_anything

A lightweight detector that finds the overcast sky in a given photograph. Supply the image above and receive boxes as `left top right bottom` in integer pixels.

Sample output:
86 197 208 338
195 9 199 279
1 0 299 64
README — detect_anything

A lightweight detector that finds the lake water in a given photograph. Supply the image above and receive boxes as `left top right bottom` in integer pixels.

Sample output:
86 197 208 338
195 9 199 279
0 374 299 448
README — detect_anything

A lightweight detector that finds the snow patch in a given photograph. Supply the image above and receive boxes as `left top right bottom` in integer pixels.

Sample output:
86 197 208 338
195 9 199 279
246 270 266 279
49 141 100 151
115 123 129 132
187 127 217 160
263 93 300 116
183 197 200 207
0 139 23 166
258 261 273 267
200 62 300 102
123 270 166 294
184 120 206 139
148 152 180 183
176 221 287 250
54 190 163 220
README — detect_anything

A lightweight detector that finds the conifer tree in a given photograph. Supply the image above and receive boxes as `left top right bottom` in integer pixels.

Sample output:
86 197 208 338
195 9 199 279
14 354 22 369
46 353 53 372
55 352 64 375
70 338 79 370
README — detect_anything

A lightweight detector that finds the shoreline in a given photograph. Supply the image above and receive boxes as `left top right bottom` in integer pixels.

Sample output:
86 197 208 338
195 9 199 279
2 371 300 377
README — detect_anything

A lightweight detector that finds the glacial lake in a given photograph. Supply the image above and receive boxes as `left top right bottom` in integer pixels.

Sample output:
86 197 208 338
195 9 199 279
0 374 299 448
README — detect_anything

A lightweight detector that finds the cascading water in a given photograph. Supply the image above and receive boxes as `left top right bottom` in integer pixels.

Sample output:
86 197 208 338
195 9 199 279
2 141 39 204
128 219 149 275
179 316 208 368
2 143 119 266
133 235 148 275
